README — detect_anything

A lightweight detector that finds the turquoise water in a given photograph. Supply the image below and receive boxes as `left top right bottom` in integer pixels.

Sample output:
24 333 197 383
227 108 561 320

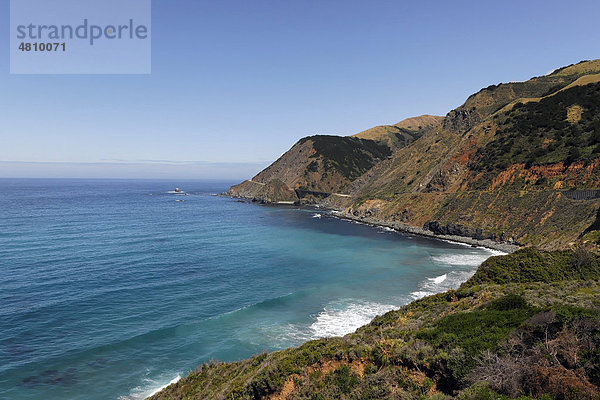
0 179 500 400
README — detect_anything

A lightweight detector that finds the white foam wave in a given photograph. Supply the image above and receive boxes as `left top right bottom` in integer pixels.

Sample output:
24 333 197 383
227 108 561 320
309 301 398 338
428 273 447 284
432 254 483 266
255 323 313 348
432 249 504 267
119 374 181 400
411 248 506 300
410 269 477 300
258 300 402 347
410 291 432 300
312 213 322 218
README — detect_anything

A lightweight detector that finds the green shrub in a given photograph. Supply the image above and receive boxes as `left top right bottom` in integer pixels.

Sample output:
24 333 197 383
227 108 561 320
553 304 599 321
325 365 359 394
581 348 600 385
486 294 528 311
464 247 600 286
297 135 392 180
416 295 536 381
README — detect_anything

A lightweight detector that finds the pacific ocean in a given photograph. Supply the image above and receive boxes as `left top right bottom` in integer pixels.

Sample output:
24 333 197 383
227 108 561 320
0 179 501 400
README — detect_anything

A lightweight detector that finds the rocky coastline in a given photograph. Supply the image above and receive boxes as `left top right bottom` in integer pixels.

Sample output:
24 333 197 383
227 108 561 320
225 193 520 253
330 211 520 253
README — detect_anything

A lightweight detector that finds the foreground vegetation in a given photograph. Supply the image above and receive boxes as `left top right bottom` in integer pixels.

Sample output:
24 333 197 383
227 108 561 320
150 248 600 399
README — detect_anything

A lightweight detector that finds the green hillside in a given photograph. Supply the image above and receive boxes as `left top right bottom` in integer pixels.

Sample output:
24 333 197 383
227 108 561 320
471 82 600 178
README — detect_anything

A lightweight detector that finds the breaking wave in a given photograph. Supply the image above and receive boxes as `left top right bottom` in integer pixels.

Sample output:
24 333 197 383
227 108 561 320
309 300 398 338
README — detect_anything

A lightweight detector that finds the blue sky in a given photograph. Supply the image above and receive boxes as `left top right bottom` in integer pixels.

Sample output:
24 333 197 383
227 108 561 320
1 0 599 179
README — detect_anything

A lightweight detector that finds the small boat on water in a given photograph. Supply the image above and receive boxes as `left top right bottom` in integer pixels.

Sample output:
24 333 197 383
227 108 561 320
167 187 188 195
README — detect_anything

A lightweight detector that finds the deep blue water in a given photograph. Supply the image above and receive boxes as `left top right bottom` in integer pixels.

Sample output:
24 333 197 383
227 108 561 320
0 179 500 400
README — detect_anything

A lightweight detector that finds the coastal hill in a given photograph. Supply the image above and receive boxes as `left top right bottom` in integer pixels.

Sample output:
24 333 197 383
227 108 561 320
228 115 442 204
351 115 443 149
228 135 395 203
150 60 600 399
229 59 600 250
